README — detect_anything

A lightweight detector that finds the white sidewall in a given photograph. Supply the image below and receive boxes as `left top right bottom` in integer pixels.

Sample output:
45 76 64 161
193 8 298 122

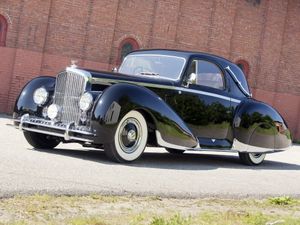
249 153 266 165
114 110 148 161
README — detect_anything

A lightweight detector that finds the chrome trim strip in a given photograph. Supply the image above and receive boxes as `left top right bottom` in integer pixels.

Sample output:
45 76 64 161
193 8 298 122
22 127 93 143
225 66 252 97
91 77 241 104
155 130 193 150
233 139 290 153
178 88 240 103
231 98 241 104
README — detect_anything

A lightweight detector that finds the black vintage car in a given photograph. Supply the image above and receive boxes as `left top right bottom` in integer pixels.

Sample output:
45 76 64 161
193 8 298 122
13 49 292 165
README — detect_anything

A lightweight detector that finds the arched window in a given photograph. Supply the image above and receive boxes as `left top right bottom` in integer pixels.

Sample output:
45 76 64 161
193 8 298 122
117 38 139 65
236 59 250 78
0 14 8 47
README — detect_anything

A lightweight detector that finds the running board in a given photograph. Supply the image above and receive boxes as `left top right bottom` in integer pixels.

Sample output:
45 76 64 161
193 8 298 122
186 148 237 153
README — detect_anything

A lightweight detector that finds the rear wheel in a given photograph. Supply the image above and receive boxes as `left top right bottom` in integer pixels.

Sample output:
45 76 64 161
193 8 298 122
165 148 185 154
23 131 60 149
104 110 148 163
239 152 266 166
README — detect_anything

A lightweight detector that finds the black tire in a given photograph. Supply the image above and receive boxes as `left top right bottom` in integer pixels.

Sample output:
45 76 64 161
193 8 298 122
165 148 185 154
23 131 60 149
104 110 148 163
239 152 266 166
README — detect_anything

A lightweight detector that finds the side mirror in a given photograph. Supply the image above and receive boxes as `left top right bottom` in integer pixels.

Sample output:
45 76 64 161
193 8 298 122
112 67 118 73
186 73 197 87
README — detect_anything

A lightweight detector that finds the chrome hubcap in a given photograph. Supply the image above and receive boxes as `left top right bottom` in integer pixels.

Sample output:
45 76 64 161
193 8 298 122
118 118 142 154
127 129 137 142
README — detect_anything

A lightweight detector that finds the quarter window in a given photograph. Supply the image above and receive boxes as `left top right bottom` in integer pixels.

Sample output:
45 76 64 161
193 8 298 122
191 60 225 90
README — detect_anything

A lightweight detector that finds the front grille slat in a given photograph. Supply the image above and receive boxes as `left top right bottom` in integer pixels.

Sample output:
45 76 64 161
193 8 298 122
53 71 86 124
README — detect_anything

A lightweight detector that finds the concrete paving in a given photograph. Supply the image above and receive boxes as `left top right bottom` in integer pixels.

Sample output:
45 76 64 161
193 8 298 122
1 115 300 198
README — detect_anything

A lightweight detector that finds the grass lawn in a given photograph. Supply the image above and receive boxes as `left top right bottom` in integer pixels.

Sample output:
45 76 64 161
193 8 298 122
0 195 299 225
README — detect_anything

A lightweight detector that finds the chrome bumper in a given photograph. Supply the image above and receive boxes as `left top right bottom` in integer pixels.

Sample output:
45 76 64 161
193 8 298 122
14 114 95 143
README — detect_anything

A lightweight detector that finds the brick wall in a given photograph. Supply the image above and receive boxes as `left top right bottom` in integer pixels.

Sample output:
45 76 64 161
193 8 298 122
0 0 299 139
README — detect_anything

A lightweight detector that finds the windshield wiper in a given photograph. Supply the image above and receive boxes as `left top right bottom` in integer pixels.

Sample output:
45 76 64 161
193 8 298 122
139 72 159 76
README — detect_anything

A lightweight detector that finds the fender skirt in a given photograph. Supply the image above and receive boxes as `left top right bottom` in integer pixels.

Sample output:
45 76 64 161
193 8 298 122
233 99 292 152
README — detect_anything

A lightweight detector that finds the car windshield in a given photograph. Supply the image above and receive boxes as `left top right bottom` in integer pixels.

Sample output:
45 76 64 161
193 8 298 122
118 54 186 80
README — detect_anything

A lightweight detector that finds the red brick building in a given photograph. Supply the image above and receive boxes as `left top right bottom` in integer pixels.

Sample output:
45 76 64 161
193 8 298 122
0 0 300 139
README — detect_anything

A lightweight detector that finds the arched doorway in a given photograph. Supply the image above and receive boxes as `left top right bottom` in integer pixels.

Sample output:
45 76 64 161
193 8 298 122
0 14 8 47
117 38 139 65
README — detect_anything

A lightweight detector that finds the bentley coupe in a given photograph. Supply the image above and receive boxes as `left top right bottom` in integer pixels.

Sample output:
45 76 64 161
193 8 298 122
13 49 292 165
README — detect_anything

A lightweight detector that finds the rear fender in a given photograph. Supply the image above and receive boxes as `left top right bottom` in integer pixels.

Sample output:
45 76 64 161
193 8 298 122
233 99 292 152
13 76 56 119
91 83 198 148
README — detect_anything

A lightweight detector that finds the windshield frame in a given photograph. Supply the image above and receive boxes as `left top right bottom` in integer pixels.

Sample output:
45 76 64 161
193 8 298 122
119 54 187 81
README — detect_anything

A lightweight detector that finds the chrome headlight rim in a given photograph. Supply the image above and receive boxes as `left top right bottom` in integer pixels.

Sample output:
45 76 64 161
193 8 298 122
79 92 93 112
33 87 49 106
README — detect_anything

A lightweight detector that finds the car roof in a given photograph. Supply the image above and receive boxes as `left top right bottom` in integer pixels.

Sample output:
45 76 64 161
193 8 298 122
129 49 251 96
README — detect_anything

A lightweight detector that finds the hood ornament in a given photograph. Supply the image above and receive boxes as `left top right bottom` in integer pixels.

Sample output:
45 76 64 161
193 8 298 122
70 60 78 68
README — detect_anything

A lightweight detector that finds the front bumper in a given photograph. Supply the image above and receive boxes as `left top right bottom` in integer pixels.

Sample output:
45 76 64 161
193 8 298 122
14 114 95 143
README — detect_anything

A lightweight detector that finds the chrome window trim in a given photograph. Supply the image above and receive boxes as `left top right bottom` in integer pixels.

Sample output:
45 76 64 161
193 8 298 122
225 66 252 97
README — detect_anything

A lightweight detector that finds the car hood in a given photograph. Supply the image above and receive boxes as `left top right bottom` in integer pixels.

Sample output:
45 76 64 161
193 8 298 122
82 68 177 87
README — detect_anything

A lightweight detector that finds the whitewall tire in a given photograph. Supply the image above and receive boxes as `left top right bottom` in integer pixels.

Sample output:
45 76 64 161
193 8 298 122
239 152 266 166
104 110 148 162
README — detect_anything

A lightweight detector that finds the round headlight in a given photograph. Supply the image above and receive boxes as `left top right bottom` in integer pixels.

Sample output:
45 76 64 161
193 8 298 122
33 87 48 105
47 104 60 120
79 92 93 111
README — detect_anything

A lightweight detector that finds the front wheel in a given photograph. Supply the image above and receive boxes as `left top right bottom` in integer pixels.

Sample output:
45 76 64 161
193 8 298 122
104 110 148 163
239 152 266 166
23 131 60 149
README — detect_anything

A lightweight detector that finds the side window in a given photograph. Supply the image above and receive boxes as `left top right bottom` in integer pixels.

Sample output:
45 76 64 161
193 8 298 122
192 60 225 90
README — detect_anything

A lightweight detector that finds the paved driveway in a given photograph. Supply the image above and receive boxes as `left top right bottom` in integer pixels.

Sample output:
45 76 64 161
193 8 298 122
1 115 299 198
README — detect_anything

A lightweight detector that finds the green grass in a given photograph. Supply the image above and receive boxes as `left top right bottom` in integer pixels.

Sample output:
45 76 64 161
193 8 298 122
268 196 297 206
0 195 299 225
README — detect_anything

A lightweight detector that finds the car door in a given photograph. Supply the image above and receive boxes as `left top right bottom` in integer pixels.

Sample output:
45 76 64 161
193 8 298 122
167 59 233 148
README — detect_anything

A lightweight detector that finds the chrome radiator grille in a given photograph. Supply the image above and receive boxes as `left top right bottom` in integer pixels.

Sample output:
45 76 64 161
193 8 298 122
54 71 87 123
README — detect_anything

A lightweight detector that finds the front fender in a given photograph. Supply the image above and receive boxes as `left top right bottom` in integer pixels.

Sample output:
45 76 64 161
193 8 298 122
233 99 292 151
91 83 198 148
13 76 56 119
